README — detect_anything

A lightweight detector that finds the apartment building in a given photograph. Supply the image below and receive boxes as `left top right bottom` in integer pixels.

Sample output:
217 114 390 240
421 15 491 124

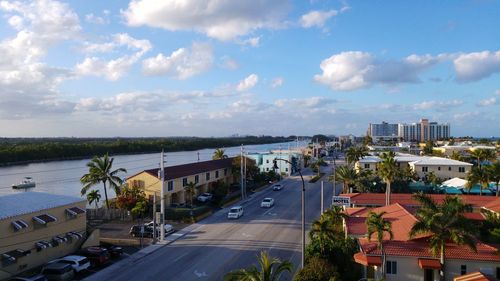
398 119 450 142
0 192 87 280
247 151 302 176
127 158 234 206
367 122 399 142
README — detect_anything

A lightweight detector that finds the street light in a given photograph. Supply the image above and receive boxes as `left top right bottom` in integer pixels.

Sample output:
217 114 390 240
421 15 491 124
273 158 305 269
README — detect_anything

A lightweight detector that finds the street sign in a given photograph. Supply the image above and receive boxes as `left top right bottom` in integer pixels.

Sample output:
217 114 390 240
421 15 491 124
332 196 350 206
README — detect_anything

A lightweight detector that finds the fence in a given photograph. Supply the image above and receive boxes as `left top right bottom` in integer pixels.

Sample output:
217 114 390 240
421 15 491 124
86 208 132 221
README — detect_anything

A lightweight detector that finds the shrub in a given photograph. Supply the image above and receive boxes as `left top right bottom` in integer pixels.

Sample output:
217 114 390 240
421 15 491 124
165 206 211 221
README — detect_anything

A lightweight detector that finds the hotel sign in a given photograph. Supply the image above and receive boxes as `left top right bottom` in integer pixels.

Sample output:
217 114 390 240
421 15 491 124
332 196 350 206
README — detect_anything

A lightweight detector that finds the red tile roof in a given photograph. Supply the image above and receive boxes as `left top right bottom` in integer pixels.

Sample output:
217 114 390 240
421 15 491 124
343 193 497 208
482 197 500 213
128 158 234 181
353 252 382 266
418 258 441 269
454 272 496 281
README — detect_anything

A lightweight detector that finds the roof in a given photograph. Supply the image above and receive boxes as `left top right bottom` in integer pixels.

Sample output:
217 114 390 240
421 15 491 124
353 252 382 266
0 192 85 220
409 157 473 166
131 157 234 181
418 258 441 269
358 238 500 262
454 272 496 281
343 193 497 209
482 197 500 213
442 177 468 188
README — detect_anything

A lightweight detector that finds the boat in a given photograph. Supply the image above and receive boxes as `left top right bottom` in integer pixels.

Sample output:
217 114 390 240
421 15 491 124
12 177 36 189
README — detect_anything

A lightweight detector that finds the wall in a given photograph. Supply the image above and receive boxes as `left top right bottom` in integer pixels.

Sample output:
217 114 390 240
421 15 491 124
410 163 471 180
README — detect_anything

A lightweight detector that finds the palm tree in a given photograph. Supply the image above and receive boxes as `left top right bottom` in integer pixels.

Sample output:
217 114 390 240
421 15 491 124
323 206 348 232
450 151 463 161
303 154 311 167
86 190 101 209
309 215 339 255
469 148 495 168
409 193 477 281
345 146 369 165
213 148 228 160
331 165 357 193
366 211 393 279
466 166 490 196
80 154 127 209
224 251 293 281
377 151 398 206
184 181 197 206
486 162 500 196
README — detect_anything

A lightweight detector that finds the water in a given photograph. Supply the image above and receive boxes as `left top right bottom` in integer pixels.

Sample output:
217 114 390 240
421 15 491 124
0 141 305 203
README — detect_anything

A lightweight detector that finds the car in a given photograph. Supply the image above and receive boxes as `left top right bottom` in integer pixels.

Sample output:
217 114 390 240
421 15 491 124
144 221 174 234
78 247 110 267
227 206 244 219
100 243 123 259
272 184 283 191
129 225 155 238
260 198 275 208
197 193 213 202
9 275 47 281
48 255 90 273
41 263 74 281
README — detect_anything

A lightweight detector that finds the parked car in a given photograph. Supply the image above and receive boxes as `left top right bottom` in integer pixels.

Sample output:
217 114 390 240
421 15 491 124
9 275 47 281
41 263 74 281
197 193 213 202
129 225 155 238
144 221 174 234
227 206 244 219
260 198 275 208
48 255 90 273
272 184 283 191
78 247 110 267
100 243 123 259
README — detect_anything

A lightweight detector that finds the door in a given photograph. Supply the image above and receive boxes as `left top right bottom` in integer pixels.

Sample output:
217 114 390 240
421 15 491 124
424 269 434 281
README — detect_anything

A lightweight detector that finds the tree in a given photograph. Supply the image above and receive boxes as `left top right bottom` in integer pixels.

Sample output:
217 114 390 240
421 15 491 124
184 181 197 206
80 154 127 209
213 148 228 160
425 171 442 187
303 154 311 167
116 184 147 212
224 251 293 281
294 256 340 281
345 146 369 165
363 135 373 146
423 141 434 155
450 151 463 161
309 215 338 255
86 190 101 209
409 193 477 281
469 149 495 168
486 162 500 196
322 206 348 232
311 158 326 176
466 166 490 196
331 165 357 193
366 211 393 279
377 151 398 206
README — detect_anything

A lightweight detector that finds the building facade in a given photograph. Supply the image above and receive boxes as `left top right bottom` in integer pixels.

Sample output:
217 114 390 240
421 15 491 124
368 122 399 142
247 151 302 176
398 119 450 142
0 192 87 280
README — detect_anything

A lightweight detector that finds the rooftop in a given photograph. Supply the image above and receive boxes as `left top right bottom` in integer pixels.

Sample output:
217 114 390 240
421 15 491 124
409 157 473 166
0 192 85 220
482 197 500 213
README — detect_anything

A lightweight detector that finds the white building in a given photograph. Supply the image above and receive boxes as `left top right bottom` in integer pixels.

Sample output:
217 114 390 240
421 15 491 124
398 119 450 142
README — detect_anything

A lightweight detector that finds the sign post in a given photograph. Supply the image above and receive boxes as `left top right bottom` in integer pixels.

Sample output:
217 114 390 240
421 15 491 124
331 196 350 207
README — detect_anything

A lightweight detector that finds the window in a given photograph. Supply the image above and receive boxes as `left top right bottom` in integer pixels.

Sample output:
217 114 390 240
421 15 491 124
167 181 174 191
364 164 370 169
448 166 451 171
459 167 465 173
285 168 288 172
422 167 428 172
386 261 397 275
195 175 199 184
266 160 269 163
461 265 467 275
266 168 269 171
215 171 219 178
438 166 441 171
224 168 228 176
206 172 210 181
182 178 188 186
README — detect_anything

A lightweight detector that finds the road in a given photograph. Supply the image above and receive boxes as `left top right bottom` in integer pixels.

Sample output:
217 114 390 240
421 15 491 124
85 163 343 281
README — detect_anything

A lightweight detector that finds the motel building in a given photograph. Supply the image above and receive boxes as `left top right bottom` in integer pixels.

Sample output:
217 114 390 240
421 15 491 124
343 202 500 281
127 158 234 206
0 192 88 280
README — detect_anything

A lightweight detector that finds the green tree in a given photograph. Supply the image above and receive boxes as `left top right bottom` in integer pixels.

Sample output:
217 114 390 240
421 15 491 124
377 151 398 206
469 149 495 168
184 181 197 206
331 165 357 193
345 146 369 165
116 184 147 212
309 215 338 255
366 211 393 279
303 154 311 167
423 141 434 155
363 135 373 146
322 206 348 232
224 251 293 281
86 190 101 209
425 171 442 187
294 256 340 281
213 148 228 160
450 151 463 161
486 162 500 196
409 193 477 281
466 166 490 196
80 154 127 209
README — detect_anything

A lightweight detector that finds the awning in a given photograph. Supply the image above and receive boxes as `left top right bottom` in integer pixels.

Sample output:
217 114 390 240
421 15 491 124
35 241 52 251
65 207 86 217
66 231 83 240
11 220 29 231
2 249 30 262
32 214 57 225
418 258 441 269
354 252 382 266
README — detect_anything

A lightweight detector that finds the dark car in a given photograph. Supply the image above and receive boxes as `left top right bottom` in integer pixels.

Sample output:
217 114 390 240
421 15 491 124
129 225 155 238
9 275 47 281
78 247 110 268
41 263 74 281
100 243 123 259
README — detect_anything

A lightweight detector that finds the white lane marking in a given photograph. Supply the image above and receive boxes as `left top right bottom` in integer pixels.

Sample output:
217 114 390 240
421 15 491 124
173 252 189 262
242 232 253 238
263 206 275 216
194 269 208 278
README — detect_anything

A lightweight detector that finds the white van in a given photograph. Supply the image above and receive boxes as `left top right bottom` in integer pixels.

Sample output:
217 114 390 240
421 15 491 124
227 206 244 219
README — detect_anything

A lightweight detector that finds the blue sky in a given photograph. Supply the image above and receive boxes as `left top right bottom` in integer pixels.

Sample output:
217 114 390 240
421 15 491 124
0 0 498 137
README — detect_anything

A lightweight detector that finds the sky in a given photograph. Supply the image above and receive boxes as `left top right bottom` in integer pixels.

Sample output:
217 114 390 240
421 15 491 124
0 0 498 138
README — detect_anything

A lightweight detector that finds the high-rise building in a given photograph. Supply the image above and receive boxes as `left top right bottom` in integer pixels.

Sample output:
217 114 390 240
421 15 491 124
367 122 399 142
398 118 450 142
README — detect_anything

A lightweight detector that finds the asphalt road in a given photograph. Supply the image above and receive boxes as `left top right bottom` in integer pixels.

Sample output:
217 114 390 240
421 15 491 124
85 163 343 281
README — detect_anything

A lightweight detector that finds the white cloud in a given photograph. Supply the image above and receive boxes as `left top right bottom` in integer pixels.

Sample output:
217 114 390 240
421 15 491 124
220 56 238 70
453 51 500 82
237 74 259 92
274 97 335 108
240 36 260 47
85 12 109 25
122 0 289 41
477 97 497 107
271 77 284 88
300 10 338 28
142 42 213 79
412 100 464 110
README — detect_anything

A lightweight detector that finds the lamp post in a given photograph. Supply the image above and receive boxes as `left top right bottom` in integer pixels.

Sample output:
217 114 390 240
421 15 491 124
274 158 305 269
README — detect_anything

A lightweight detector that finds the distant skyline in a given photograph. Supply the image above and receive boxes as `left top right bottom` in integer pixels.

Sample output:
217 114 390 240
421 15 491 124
0 0 498 137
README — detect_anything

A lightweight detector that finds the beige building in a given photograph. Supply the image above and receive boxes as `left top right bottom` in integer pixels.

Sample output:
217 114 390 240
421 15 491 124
127 158 234 206
0 192 87 280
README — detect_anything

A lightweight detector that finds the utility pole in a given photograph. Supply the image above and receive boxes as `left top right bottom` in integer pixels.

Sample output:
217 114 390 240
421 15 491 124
321 181 324 214
197 152 200 162
243 149 247 199
160 151 165 241
240 145 244 200
152 191 156 244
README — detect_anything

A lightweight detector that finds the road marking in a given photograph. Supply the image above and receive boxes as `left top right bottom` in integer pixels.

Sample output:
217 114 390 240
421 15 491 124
263 206 275 216
242 232 253 238
194 269 208 278
173 252 189 262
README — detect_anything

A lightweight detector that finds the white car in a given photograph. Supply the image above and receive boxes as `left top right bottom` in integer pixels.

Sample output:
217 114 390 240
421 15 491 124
227 206 244 219
197 193 213 202
144 221 174 234
261 198 275 208
272 184 283 191
48 255 90 273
